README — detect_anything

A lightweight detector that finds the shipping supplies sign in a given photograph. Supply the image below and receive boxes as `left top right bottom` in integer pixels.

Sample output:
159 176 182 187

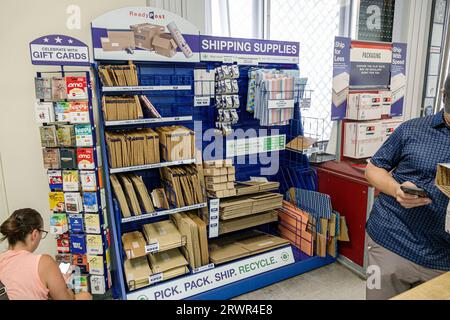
331 37 351 120
350 41 392 88
390 43 407 116
91 7 200 62
29 35 90 66
127 247 295 300
200 35 299 65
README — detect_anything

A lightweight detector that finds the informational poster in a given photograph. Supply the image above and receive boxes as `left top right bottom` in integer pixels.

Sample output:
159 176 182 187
390 43 407 116
350 41 392 88
199 35 299 65
127 247 295 300
29 35 90 66
91 7 200 62
331 37 351 120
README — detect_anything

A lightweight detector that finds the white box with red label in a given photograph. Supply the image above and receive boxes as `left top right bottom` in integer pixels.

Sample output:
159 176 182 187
346 93 382 121
381 120 402 143
344 121 383 159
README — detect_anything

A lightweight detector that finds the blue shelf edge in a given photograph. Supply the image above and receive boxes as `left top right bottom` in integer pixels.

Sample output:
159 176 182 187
186 252 336 300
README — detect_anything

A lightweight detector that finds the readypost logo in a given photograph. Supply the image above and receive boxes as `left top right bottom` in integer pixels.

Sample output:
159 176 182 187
129 10 166 20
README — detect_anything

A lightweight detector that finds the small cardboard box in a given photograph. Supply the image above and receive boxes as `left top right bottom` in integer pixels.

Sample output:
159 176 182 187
205 175 228 184
204 167 228 176
344 121 383 159
206 182 229 192
148 248 188 274
124 256 152 291
143 220 184 252
346 93 382 121
436 164 450 198
122 231 147 260
101 31 135 51
227 167 236 175
130 23 165 51
228 174 236 182
152 33 178 58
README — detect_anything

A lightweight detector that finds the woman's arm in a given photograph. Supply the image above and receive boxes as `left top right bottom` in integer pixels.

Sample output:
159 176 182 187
38 255 92 300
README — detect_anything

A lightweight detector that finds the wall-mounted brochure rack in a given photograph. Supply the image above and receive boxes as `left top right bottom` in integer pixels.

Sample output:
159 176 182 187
34 69 111 296
91 6 336 301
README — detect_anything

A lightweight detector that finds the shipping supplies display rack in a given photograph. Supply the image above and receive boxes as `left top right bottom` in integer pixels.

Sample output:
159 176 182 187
93 58 337 300
35 68 111 296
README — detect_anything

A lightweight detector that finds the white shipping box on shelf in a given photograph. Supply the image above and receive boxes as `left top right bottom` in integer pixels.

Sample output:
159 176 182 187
381 120 402 143
346 93 382 121
332 72 350 107
344 121 383 159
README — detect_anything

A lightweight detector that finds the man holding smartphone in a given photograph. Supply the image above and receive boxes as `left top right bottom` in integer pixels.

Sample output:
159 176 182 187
365 76 450 300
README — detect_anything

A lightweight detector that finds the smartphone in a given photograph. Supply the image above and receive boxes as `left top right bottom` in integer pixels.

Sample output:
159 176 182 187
400 186 429 198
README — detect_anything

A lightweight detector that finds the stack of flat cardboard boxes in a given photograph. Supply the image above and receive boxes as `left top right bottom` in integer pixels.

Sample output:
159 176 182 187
203 160 236 198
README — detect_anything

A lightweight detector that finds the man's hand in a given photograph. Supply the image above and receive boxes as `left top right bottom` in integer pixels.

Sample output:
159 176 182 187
395 182 432 209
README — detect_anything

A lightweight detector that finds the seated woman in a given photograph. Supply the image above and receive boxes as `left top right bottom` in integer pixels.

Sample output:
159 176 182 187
0 208 92 300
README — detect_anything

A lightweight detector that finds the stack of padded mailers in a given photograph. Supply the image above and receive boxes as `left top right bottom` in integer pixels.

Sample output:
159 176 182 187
98 64 139 87
160 165 205 208
105 129 160 168
110 173 155 218
102 95 143 121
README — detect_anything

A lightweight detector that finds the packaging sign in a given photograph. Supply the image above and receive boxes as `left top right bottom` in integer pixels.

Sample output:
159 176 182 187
91 7 200 62
128 247 295 300
226 135 286 157
349 41 392 88
200 35 299 65
30 35 90 66
390 43 407 116
331 37 351 120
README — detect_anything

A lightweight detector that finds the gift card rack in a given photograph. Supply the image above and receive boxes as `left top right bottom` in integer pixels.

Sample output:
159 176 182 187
35 68 111 296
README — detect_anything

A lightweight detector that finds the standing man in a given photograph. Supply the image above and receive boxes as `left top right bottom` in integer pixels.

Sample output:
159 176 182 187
365 76 450 300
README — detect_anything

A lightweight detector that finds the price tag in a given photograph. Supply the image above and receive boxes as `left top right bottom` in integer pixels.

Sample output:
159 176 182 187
223 56 234 64
208 199 220 238
145 242 160 254
149 273 163 285
194 96 211 107
192 263 215 274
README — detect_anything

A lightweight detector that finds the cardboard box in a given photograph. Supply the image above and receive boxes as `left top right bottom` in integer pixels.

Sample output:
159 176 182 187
124 256 152 291
143 220 184 252
206 182 229 192
203 167 228 176
227 167 236 175
219 210 278 235
344 121 383 159
220 193 283 220
205 175 228 184
152 33 178 58
436 164 450 198
208 188 237 199
346 93 382 121
101 31 135 51
286 136 317 151
228 174 236 182
209 230 289 265
122 231 147 260
381 120 402 143
156 126 194 162
148 248 188 274
203 159 233 168
130 23 165 51
332 72 350 107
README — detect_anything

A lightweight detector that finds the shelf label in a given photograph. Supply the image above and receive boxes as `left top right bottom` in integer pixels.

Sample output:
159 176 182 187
145 242 160 254
226 135 286 157
129 247 295 300
208 199 220 238
267 99 294 110
194 96 211 107
192 263 215 274
149 273 164 285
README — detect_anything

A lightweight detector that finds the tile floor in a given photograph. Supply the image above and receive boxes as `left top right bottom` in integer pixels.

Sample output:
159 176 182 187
233 262 366 300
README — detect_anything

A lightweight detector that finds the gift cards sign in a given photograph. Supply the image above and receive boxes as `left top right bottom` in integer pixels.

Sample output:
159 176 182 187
30 34 90 66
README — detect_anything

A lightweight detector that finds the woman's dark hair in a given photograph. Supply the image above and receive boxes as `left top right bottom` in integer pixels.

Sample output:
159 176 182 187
0 208 44 245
